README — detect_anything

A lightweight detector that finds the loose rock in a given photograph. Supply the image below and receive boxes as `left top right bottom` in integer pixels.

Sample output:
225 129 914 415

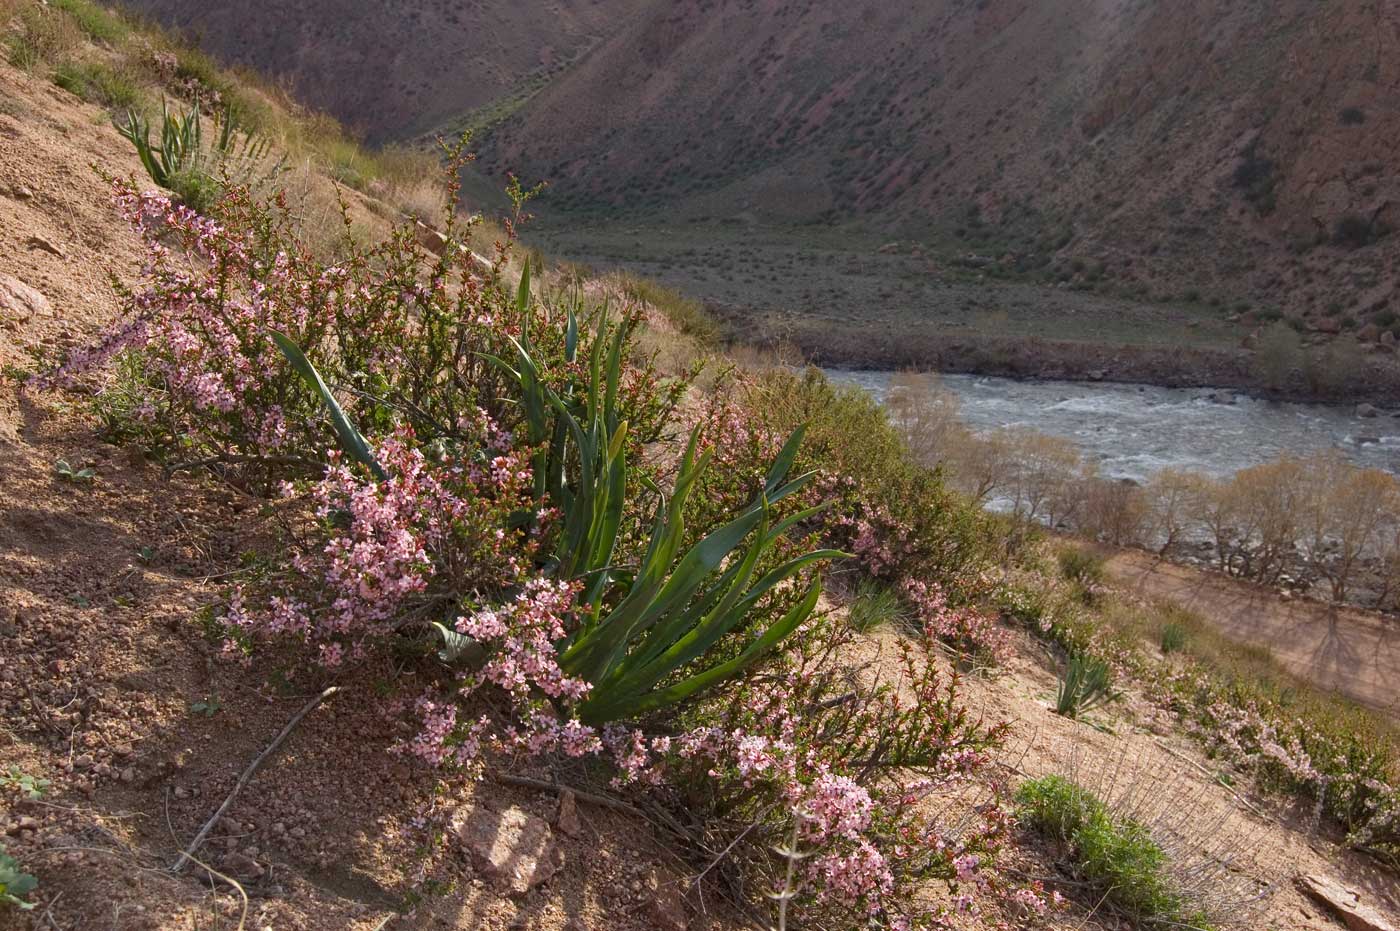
0 274 53 322
645 879 690 931
1296 873 1397 931
555 788 582 838
454 805 564 896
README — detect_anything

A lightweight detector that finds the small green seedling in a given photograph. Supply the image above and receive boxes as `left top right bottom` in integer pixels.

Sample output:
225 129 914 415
189 695 222 717
1 768 49 800
53 459 96 484
0 847 37 910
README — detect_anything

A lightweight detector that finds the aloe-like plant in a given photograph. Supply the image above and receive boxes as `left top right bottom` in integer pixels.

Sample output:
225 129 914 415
271 331 385 480
1055 653 1115 718
117 100 273 209
485 285 842 724
277 277 841 726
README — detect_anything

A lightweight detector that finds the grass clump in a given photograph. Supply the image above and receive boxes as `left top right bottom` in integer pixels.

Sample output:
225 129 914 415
52 58 140 108
1017 775 1211 928
1159 620 1188 653
846 578 906 632
6 1 81 70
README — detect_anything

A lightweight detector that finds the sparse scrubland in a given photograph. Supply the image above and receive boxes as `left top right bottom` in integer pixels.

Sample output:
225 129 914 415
2 3 1400 930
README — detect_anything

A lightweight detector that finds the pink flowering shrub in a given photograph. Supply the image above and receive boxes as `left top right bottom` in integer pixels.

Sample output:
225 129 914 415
43 164 681 492
592 611 1034 927
1164 668 1399 863
900 578 1012 665
227 421 539 666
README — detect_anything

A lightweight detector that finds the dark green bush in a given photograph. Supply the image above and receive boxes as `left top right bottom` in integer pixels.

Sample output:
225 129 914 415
1017 775 1210 927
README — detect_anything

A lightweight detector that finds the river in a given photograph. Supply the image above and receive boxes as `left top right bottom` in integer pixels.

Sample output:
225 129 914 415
827 371 1400 482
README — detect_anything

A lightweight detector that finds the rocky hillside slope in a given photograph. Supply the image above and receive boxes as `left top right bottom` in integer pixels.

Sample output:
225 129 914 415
120 0 1400 338
116 0 649 142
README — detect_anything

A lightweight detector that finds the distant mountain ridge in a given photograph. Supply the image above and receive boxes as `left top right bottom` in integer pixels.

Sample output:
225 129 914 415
120 0 1400 335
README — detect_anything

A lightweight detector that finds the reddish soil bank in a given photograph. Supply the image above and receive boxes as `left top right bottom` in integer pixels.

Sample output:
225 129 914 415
1107 549 1400 721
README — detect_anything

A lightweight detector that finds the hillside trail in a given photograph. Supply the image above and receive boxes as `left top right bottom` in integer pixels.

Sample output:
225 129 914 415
1105 549 1400 721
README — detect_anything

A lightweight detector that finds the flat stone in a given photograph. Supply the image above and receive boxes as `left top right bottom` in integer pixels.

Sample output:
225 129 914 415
0 274 52 322
415 221 448 255
1297 874 1398 931
455 805 564 897
220 851 265 881
25 235 64 258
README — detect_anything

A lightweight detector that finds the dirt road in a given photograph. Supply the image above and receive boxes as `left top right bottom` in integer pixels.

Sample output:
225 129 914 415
1106 549 1400 720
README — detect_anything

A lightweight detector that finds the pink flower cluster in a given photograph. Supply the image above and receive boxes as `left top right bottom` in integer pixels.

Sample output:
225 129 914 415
900 578 1011 664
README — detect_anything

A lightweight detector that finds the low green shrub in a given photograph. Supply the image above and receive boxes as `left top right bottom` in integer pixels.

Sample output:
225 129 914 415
1017 775 1210 927
1057 547 1105 588
52 58 141 108
618 273 721 345
48 0 130 44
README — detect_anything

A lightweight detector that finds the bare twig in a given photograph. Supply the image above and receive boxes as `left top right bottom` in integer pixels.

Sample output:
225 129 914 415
689 804 777 890
171 686 339 873
183 850 249 931
1151 738 1270 820
165 453 322 477
493 772 645 818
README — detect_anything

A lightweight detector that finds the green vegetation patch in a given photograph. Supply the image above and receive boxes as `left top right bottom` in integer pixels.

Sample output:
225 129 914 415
1017 775 1212 928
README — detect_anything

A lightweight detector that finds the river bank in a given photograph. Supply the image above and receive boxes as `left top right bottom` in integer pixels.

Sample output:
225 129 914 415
732 319 1400 406
827 370 1400 480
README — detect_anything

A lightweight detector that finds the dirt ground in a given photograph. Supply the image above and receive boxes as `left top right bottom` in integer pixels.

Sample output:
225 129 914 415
1106 549 1400 721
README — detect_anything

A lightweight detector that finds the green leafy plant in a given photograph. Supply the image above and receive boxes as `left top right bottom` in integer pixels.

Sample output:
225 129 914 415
1 768 49 800
52 459 96 483
1057 547 1105 587
1054 653 1115 718
1016 775 1212 927
0 846 37 911
189 695 222 717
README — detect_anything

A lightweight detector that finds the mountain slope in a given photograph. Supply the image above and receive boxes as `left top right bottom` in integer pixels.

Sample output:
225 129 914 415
116 0 1400 361
117 0 649 142
476 0 1398 319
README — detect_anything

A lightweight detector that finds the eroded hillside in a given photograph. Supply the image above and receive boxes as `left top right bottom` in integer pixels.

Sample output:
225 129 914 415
116 0 648 141
116 0 1400 382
